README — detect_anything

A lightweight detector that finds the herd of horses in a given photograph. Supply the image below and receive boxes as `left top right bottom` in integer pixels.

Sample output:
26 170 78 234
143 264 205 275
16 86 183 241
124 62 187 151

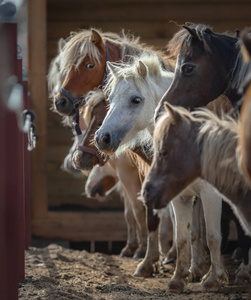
48 23 251 294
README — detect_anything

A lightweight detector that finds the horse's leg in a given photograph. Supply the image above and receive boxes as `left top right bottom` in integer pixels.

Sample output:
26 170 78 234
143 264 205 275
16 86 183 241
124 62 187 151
233 219 251 284
120 189 138 257
134 206 160 277
159 204 173 257
189 196 209 282
167 195 193 293
116 159 148 258
163 204 177 264
200 185 229 291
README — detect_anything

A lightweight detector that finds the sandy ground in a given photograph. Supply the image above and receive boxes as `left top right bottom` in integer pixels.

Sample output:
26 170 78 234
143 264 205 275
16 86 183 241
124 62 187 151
18 243 251 300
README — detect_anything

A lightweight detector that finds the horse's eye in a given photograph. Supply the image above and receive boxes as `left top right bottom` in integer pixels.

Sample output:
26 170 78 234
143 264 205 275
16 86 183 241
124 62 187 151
161 150 169 156
86 63 95 69
181 64 195 76
131 97 142 104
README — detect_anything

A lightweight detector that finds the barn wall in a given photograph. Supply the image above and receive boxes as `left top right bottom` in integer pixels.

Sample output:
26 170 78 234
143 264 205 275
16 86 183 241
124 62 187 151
46 0 251 209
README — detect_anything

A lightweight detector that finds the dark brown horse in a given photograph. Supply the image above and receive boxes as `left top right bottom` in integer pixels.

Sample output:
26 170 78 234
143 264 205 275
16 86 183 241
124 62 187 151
154 23 249 120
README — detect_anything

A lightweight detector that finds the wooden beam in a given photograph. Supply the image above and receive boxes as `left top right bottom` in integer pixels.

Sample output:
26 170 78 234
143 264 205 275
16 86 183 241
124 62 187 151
28 0 48 219
32 211 127 241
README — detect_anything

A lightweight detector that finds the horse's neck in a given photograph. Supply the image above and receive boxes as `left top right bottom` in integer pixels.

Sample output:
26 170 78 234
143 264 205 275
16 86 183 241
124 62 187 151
224 44 247 106
200 120 249 203
132 145 152 166
106 41 121 62
150 71 174 108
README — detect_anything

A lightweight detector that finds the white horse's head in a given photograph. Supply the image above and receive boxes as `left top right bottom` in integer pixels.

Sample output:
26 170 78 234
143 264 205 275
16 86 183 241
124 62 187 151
95 53 173 155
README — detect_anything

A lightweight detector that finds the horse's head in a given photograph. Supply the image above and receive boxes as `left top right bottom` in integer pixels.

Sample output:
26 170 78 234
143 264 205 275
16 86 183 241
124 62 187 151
143 102 201 209
53 29 109 116
85 163 118 200
72 90 108 171
95 54 171 154
154 23 239 122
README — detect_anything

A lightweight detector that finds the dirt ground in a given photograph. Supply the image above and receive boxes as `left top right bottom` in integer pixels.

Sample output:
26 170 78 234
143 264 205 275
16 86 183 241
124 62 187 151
18 243 251 300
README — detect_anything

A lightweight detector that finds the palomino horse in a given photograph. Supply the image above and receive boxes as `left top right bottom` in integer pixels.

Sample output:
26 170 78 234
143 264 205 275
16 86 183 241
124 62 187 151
239 30 251 186
154 23 249 120
94 53 229 292
72 89 149 259
53 28 170 117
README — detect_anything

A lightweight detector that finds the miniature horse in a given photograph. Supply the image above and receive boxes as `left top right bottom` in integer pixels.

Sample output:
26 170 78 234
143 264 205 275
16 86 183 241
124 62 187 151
154 23 249 120
144 103 251 236
53 28 169 116
94 53 229 292
72 89 149 259
85 163 119 200
239 30 251 186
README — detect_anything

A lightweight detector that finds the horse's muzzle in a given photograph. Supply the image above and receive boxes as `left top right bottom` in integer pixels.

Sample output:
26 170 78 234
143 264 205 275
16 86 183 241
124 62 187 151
94 130 119 154
54 95 75 116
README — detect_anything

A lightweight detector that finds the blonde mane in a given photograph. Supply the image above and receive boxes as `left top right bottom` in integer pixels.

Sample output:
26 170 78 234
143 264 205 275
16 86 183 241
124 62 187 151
82 89 106 126
104 52 168 97
59 28 169 75
193 109 249 195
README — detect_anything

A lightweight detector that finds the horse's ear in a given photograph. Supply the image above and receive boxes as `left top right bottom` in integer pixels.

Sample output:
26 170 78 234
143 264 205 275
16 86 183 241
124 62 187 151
58 38 66 51
164 102 181 124
90 29 103 46
107 61 117 76
137 61 147 78
183 25 197 39
240 30 251 62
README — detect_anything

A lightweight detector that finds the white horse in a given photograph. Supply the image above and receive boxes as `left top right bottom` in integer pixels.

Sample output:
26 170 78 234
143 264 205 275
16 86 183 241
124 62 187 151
94 52 228 292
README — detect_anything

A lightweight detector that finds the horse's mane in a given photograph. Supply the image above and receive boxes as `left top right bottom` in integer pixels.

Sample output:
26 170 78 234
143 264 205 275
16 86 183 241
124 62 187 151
167 22 238 62
194 109 250 197
47 38 66 99
83 88 106 125
104 52 173 99
59 27 170 74
156 105 250 195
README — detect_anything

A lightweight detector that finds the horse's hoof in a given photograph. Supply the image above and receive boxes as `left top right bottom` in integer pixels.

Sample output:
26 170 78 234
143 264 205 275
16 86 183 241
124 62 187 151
133 247 146 259
120 245 137 258
202 282 221 292
167 280 184 293
164 248 176 264
134 262 153 277
188 273 201 283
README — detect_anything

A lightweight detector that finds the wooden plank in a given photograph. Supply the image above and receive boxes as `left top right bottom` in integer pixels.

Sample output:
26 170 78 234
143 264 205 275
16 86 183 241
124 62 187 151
47 20 251 41
48 0 251 5
28 0 48 219
47 3 251 22
32 211 127 241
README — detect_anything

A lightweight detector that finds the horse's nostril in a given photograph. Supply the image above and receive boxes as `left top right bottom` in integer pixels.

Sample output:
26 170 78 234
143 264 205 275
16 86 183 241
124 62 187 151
60 97 68 109
102 133 111 145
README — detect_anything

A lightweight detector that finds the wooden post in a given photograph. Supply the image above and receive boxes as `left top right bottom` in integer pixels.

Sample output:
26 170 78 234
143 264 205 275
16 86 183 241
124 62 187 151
28 0 48 219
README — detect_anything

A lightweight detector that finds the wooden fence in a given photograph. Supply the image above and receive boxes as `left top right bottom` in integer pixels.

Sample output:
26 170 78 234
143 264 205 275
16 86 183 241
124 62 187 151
0 16 33 300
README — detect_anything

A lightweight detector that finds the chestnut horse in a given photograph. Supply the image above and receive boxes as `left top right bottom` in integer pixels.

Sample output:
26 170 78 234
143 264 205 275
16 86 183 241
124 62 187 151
154 23 249 120
239 30 251 186
52 28 169 117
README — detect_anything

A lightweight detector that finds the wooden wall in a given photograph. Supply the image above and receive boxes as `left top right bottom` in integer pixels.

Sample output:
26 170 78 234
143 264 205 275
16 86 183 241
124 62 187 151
46 0 251 210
